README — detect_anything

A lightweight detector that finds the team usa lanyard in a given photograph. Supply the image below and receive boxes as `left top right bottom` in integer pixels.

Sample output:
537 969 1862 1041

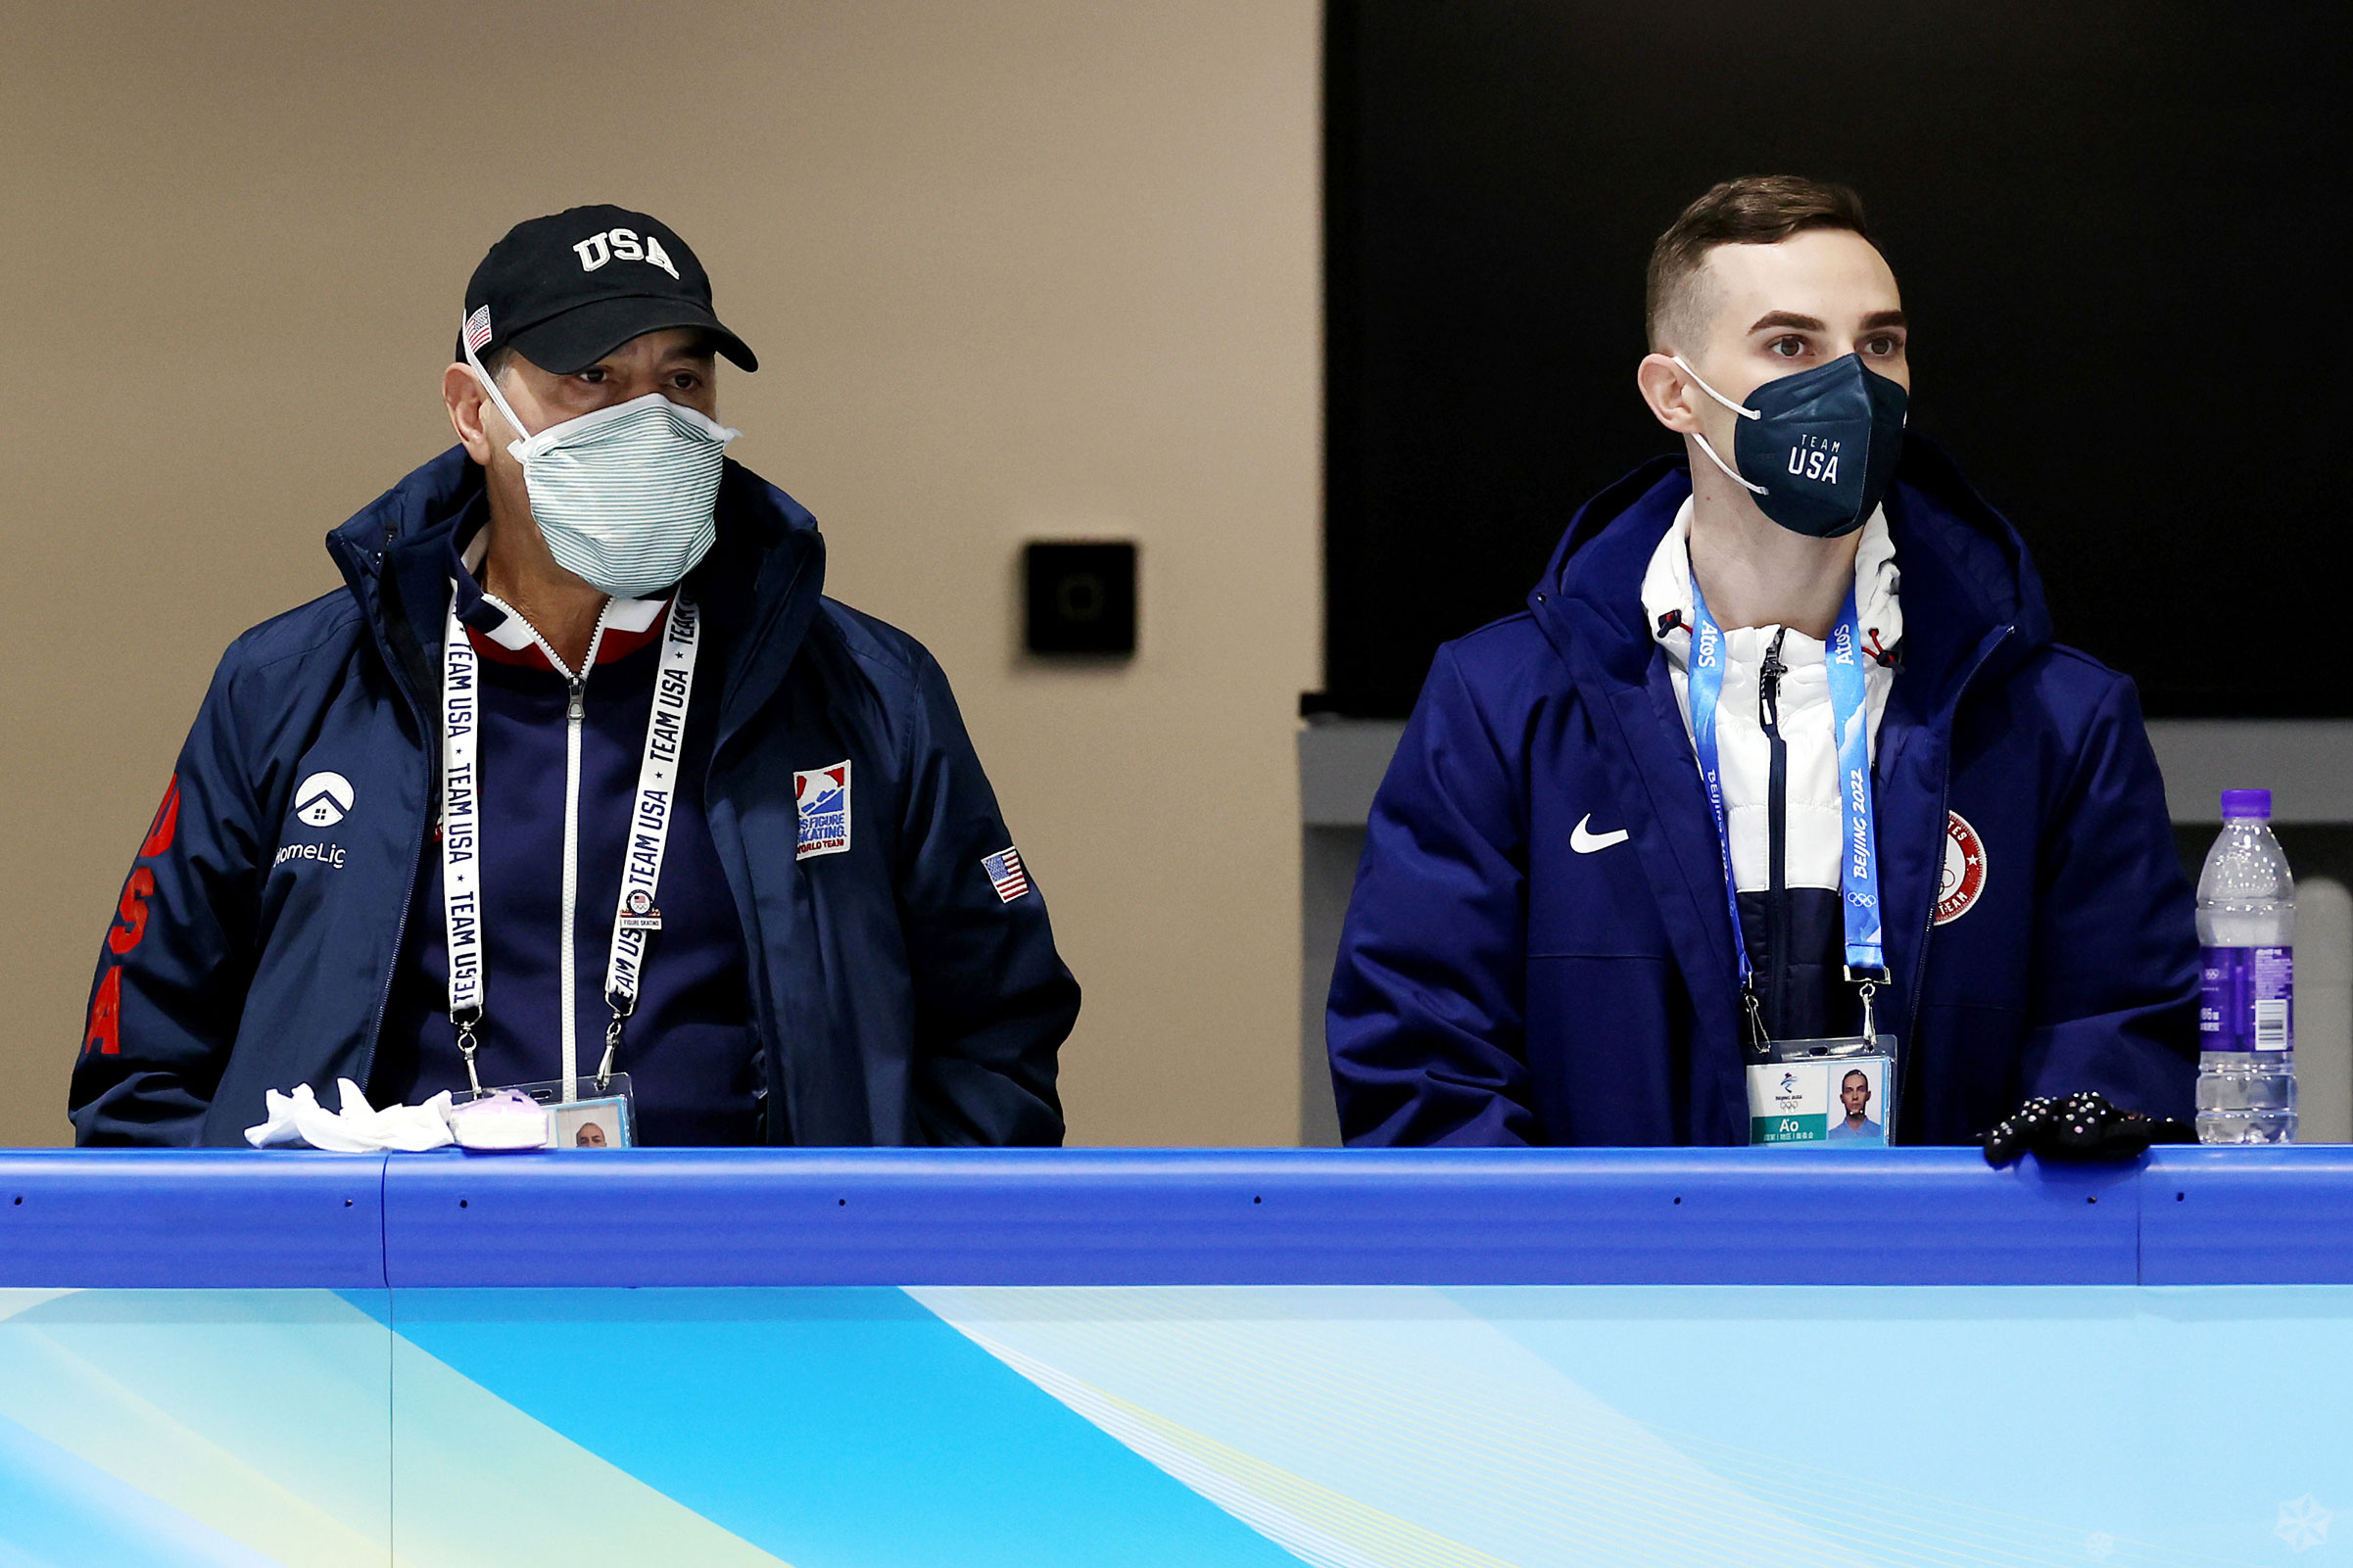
440 589 702 1093
1686 573 1888 1046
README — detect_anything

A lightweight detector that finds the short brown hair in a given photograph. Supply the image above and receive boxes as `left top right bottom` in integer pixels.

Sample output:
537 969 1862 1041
1645 176 1872 351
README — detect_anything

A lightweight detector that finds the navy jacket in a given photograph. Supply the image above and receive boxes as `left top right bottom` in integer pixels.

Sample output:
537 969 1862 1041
1328 441 2198 1146
72 449 1079 1148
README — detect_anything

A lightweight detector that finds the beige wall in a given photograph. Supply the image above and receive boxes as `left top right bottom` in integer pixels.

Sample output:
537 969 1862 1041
0 2 1320 1147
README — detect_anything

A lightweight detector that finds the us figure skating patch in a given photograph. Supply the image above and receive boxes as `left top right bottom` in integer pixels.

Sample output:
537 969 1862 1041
794 761 851 860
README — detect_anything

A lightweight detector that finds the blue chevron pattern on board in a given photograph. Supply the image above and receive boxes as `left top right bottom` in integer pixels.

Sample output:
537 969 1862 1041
378 1286 1302 1566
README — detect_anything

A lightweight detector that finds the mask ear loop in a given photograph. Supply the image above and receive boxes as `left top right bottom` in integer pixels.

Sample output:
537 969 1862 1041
461 329 537 461
1671 355 1769 497
461 331 743 457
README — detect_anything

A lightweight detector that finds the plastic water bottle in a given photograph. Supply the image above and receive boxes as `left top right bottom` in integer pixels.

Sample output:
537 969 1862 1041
2195 787 2296 1144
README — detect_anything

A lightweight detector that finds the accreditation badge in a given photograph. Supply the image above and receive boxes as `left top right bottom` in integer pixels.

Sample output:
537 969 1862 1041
1746 1041 1895 1148
450 1074 638 1151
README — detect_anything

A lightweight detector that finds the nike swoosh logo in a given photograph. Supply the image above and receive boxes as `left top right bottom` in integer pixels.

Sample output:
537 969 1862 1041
1570 814 1629 854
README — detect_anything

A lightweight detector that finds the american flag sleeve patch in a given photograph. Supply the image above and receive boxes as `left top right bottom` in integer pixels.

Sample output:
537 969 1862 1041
982 846 1031 903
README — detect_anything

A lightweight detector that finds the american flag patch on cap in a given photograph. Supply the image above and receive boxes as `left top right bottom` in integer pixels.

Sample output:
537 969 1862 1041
982 846 1031 903
462 306 495 354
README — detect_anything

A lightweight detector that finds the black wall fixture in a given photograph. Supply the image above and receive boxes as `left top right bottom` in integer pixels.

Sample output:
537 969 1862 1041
1025 541 1137 657
1323 0 2350 719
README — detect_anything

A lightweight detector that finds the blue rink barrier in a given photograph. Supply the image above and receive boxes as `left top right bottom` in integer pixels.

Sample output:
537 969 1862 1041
4 1147 2352 1565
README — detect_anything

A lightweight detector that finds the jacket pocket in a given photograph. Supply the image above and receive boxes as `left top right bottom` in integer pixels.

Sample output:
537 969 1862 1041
1909 999 2027 1142
1525 954 1692 1143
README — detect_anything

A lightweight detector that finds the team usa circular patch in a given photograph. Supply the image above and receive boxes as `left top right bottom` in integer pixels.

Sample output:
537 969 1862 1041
1936 810 1987 925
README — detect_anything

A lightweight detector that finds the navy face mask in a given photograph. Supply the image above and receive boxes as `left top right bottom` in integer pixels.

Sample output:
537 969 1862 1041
1674 354 1909 539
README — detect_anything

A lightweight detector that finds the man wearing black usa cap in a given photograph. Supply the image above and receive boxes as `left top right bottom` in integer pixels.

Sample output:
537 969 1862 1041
1328 177 2198 1146
72 205 1080 1146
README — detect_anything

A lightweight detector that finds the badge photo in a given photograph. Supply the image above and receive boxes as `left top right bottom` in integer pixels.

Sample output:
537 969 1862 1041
794 761 852 860
552 1098 629 1149
1936 811 1988 925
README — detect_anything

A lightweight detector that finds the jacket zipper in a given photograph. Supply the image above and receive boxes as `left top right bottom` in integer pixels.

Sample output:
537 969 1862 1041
554 602 617 1088
1757 629 1790 1037
560 673 586 1084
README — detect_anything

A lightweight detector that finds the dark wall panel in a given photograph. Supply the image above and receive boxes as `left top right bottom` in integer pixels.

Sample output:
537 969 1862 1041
1325 0 2349 717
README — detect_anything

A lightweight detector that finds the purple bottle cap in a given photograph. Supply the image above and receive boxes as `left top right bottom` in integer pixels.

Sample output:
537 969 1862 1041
2220 787 2273 821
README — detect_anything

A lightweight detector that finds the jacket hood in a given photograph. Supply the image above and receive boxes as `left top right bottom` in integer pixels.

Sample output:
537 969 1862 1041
324 446 829 744
1528 433 2054 709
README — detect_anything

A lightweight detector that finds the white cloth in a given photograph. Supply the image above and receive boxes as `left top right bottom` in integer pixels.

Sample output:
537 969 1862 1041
245 1079 456 1152
1640 499 1901 896
446 1088 553 1152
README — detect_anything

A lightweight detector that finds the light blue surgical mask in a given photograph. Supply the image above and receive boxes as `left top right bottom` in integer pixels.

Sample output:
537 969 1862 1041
467 348 740 598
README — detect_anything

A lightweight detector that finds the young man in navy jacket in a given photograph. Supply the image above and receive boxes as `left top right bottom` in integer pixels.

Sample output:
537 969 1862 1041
1327 177 2197 1146
72 206 1078 1148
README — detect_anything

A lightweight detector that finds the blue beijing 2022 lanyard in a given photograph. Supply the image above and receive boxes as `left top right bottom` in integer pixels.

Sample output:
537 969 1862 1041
1686 572 1888 1046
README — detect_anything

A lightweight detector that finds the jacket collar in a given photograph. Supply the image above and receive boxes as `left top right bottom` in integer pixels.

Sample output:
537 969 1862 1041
1639 498 1903 672
366 495 672 673
1528 434 2050 720
324 447 828 744
696 460 828 761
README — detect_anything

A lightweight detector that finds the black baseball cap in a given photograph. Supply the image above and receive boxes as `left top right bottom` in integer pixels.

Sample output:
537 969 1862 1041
457 204 758 375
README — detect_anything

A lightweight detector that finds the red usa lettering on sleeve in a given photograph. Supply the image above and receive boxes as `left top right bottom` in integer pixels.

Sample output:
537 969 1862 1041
83 776 182 1056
